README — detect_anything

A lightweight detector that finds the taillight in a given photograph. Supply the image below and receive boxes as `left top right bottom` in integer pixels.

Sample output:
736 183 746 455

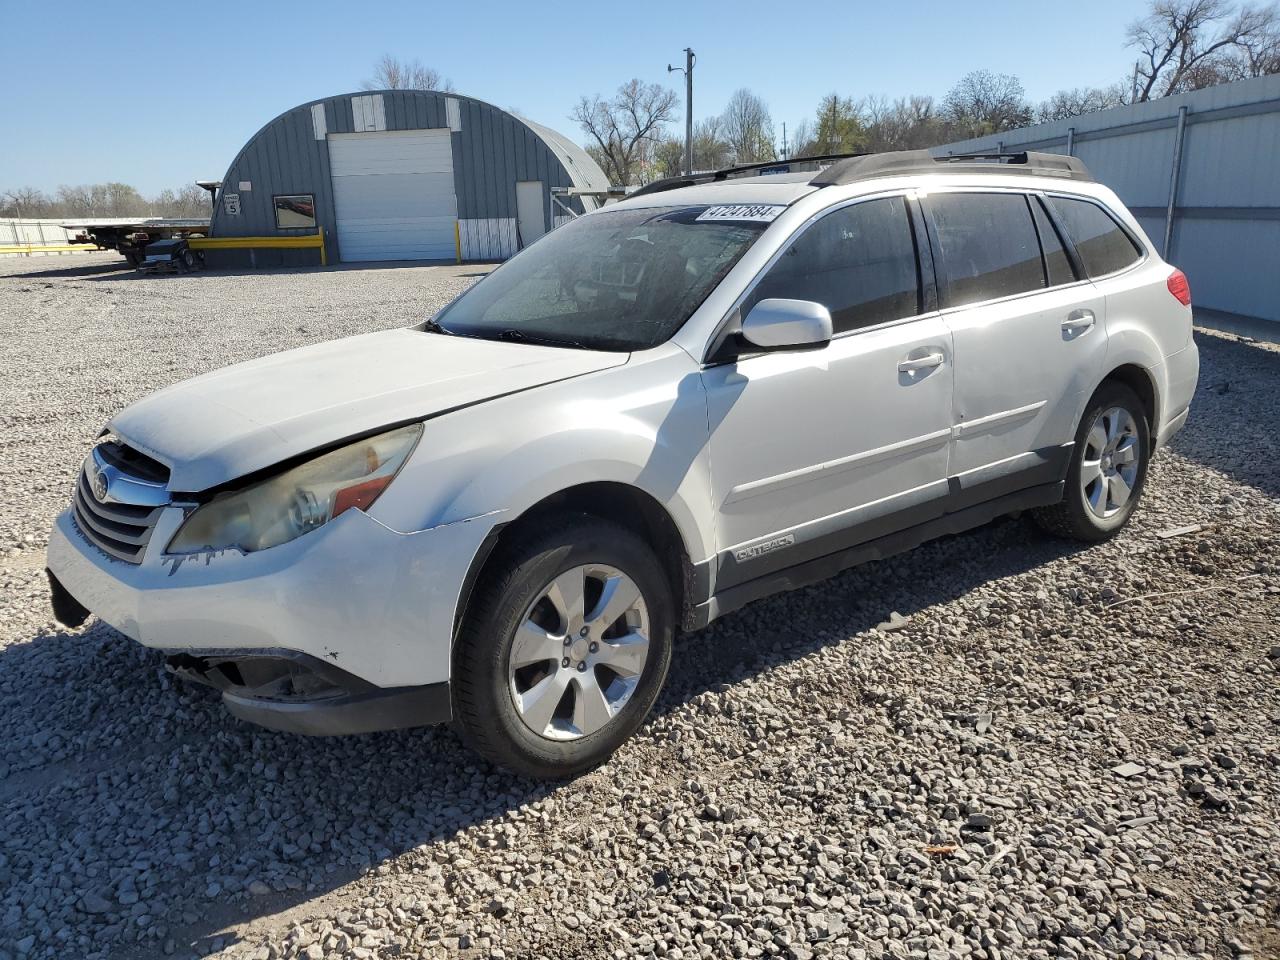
1167 269 1191 306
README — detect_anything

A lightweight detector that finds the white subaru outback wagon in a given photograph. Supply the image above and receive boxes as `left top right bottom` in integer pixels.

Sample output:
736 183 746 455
47 150 1199 778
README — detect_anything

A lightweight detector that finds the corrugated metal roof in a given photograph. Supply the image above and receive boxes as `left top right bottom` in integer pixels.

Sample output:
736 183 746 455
514 114 610 197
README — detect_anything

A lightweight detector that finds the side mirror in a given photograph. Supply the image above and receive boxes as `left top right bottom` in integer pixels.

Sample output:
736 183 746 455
740 298 833 352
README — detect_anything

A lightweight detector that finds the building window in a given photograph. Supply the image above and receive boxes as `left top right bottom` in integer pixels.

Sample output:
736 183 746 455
274 194 316 229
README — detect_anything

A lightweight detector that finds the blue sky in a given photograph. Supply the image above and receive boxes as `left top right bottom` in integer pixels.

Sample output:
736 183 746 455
1 0 1150 195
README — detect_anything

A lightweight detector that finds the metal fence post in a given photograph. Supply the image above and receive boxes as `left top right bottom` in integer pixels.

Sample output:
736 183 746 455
1065 127 1075 156
1164 105 1188 259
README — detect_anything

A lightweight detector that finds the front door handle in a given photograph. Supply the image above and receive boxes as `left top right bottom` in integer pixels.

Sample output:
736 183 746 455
1062 309 1096 338
898 351 945 374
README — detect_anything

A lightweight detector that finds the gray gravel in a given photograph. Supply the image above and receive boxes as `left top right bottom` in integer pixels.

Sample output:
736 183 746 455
1 251 1278 960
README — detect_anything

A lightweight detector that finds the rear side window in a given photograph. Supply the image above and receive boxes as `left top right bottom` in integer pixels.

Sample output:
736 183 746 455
928 193 1045 307
1048 196 1143 277
746 195 920 334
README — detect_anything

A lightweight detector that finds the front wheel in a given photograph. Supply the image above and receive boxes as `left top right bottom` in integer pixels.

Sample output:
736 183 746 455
1033 381 1150 541
452 516 674 779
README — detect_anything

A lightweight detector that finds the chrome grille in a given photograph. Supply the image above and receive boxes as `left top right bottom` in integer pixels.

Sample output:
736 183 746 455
71 440 170 564
95 439 169 485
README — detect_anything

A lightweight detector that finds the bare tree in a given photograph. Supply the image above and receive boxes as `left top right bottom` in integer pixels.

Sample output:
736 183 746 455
1037 83 1130 121
786 118 815 158
943 71 1033 138
862 96 947 150
652 118 733 177
153 183 213 218
571 79 678 186
363 55 455 92
651 137 687 179
692 117 732 170
2 181 214 219
1 187 50 217
1236 10 1280 72
721 88 776 164
1128 0 1280 99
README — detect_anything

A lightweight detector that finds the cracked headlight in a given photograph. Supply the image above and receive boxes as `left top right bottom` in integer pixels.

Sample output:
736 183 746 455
166 424 422 555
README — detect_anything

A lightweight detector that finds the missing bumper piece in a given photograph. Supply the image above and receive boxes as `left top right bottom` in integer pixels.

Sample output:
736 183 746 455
165 649 451 736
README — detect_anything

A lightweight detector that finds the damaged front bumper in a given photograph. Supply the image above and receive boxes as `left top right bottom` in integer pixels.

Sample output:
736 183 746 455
46 501 501 733
166 649 450 735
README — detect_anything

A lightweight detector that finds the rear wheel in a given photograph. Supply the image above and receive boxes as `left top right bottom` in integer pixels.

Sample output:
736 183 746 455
180 249 198 271
452 516 674 779
1033 381 1150 541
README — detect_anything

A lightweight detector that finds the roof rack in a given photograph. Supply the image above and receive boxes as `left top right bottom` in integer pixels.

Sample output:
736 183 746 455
628 153 867 199
810 149 1093 186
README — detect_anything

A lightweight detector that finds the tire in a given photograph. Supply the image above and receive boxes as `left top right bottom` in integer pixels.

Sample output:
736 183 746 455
1032 381 1151 541
181 249 197 271
123 250 143 268
452 515 675 779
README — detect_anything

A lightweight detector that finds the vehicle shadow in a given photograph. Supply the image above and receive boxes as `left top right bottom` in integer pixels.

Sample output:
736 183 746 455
0 513 1085 960
4 258 133 280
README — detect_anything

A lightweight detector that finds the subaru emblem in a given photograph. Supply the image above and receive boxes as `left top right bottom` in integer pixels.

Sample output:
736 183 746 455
91 467 109 502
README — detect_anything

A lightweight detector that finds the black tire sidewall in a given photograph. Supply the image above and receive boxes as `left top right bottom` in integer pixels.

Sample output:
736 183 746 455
1062 383 1151 539
453 517 674 779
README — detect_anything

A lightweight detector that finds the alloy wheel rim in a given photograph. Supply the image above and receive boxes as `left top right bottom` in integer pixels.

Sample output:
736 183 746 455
507 563 650 741
1082 405 1141 519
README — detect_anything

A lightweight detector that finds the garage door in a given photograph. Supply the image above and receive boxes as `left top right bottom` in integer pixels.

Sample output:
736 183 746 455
328 129 458 262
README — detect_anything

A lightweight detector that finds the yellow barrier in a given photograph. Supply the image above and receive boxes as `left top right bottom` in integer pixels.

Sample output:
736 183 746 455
0 243 103 255
188 228 327 266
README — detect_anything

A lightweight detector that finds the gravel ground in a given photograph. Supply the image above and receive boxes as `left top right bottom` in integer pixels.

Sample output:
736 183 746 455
1 251 1277 960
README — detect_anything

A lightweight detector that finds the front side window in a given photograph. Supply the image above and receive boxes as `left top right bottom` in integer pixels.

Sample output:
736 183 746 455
274 194 316 229
929 192 1045 307
436 206 768 351
1048 195 1143 278
744 196 920 334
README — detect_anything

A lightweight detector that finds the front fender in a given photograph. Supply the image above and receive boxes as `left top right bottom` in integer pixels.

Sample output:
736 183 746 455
370 346 716 565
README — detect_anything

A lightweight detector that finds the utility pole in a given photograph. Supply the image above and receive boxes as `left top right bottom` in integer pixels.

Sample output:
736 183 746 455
1131 61 1140 103
782 122 788 160
668 48 695 175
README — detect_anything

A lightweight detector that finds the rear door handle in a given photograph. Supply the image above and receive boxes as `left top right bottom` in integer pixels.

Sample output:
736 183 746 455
1062 309 1096 337
898 351 945 374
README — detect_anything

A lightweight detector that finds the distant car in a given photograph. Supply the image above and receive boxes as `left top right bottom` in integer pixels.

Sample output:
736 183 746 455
47 149 1198 779
138 239 202 273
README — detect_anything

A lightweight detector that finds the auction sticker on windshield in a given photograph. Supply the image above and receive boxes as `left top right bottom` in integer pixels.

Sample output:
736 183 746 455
695 204 786 223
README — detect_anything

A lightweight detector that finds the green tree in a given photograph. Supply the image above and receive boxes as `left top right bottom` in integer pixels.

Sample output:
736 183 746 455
813 94 867 154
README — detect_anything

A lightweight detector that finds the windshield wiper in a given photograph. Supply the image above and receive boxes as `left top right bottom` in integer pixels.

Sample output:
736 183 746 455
495 329 587 350
421 317 453 335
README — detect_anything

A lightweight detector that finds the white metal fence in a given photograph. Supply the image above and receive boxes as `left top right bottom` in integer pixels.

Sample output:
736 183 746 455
0 218 84 257
936 73 1280 323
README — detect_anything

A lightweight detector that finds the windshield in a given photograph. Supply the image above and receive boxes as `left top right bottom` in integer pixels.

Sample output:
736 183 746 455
433 205 773 351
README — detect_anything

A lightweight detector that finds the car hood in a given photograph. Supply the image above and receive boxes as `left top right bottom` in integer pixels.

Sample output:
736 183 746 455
108 328 627 492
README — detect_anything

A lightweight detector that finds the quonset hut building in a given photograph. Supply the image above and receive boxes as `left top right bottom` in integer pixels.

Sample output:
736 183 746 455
206 90 610 266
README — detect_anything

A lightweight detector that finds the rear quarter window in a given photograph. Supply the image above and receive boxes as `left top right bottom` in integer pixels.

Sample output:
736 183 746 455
1048 195 1144 278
